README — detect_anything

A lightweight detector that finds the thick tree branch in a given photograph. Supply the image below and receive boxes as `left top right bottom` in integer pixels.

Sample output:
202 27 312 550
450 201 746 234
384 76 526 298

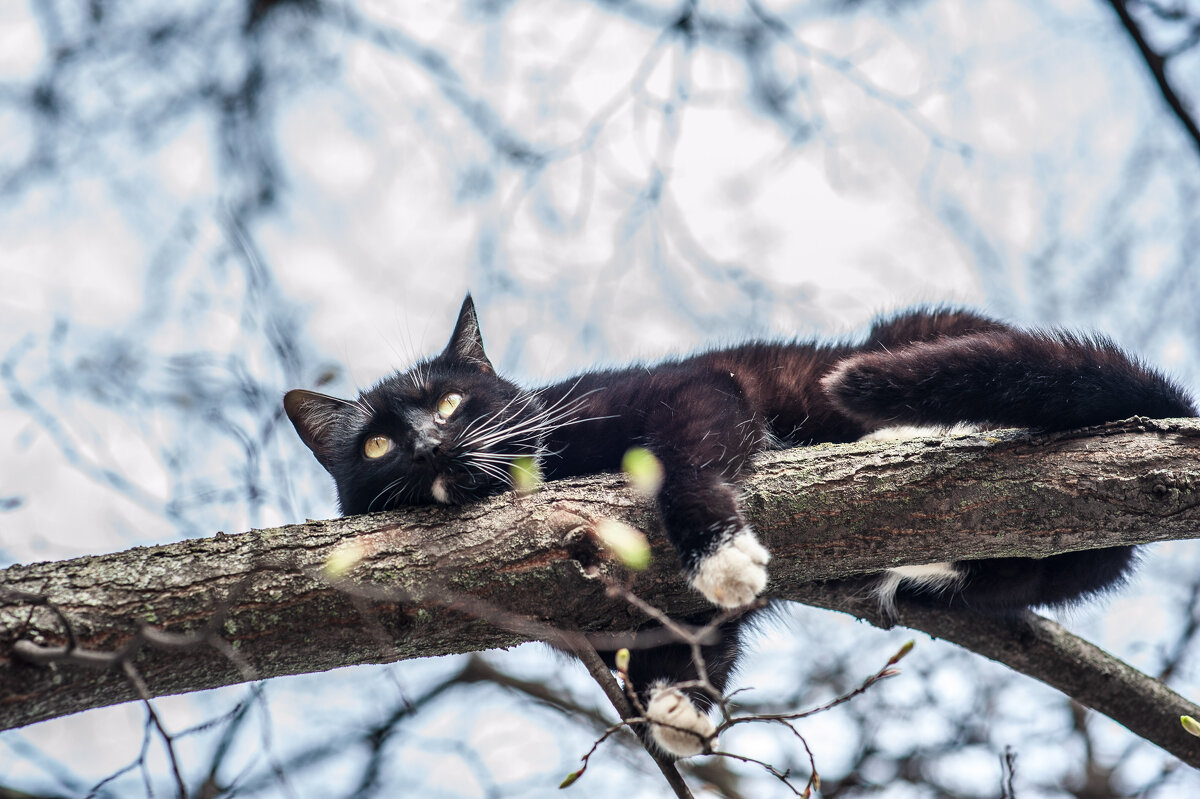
3 419 1200 765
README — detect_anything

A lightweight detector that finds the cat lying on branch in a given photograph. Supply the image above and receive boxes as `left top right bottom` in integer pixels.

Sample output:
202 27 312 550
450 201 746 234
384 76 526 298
285 296 1194 757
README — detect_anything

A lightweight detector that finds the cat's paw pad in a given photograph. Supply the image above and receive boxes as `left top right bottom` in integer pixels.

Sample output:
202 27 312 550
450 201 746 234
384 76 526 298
690 530 770 608
646 684 717 758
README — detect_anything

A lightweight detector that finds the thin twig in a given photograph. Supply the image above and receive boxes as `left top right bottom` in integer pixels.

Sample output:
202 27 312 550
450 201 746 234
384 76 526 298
1106 0 1200 157
122 660 188 799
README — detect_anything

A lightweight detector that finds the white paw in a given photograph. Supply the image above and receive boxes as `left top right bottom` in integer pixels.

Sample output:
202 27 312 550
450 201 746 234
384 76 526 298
646 684 717 758
690 530 770 608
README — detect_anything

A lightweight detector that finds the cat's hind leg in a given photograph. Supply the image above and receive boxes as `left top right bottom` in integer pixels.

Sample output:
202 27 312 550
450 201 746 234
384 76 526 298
823 329 1195 431
602 615 747 757
644 683 718 757
823 327 1193 612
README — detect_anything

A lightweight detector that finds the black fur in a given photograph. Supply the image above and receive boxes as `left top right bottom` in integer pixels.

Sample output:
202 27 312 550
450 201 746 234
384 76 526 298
285 296 1195 742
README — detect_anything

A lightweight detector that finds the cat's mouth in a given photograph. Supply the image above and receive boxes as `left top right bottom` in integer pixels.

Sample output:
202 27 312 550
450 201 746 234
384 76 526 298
420 467 502 506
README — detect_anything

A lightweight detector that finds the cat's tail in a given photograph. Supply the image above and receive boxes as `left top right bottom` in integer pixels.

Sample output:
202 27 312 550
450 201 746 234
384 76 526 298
822 328 1196 432
824 327 1193 614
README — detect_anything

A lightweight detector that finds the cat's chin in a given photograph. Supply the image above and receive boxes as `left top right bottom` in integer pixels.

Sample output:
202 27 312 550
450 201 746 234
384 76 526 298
430 477 451 504
419 475 509 506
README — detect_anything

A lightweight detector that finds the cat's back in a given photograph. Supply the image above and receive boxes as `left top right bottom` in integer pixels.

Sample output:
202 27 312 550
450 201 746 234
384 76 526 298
693 340 865 445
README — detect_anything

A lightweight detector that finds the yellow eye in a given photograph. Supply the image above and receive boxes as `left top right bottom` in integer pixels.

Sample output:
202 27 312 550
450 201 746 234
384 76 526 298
363 435 394 459
436 392 463 421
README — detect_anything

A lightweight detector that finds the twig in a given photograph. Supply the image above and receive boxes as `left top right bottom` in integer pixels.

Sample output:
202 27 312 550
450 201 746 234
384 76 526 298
1106 0 1200 157
1001 746 1017 799
708 749 805 796
790 583 1200 769
122 660 188 799
725 641 908 725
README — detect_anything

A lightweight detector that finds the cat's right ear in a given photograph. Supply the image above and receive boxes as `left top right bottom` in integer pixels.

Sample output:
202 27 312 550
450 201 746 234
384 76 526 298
284 389 362 469
442 295 494 373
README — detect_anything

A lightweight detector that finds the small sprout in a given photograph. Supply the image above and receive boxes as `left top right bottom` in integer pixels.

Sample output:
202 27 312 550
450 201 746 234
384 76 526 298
510 456 543 496
621 447 664 496
323 540 365 578
1183 715 1200 737
559 768 584 789
593 519 652 570
615 648 630 673
887 640 915 666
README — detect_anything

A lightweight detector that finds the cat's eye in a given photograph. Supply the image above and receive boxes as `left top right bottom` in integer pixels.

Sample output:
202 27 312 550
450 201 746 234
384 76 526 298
363 435 394 460
435 392 463 422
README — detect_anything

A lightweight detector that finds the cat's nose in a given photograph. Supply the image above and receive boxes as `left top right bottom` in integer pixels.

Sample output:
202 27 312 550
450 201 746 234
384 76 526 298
413 443 440 464
413 432 441 464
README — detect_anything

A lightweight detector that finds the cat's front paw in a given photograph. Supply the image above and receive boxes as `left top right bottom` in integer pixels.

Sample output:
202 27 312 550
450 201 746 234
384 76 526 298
645 684 717 758
690 530 770 608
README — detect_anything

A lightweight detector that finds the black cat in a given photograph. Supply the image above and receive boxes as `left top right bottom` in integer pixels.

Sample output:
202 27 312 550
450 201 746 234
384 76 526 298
285 296 1194 756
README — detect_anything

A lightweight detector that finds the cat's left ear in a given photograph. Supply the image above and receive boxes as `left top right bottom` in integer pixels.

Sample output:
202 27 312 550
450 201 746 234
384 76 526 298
442 295 493 373
284 389 364 469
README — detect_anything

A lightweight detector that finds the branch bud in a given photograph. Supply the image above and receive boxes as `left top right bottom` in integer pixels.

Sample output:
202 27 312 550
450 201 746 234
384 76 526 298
510 456 543 496
1183 715 1200 737
592 519 651 570
621 447 664 496
886 640 915 666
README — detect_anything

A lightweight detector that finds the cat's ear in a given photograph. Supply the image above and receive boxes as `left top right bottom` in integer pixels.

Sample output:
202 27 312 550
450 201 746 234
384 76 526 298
284 389 363 468
442 295 494 373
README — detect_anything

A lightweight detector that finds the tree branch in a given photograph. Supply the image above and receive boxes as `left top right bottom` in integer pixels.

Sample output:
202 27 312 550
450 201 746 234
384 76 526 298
790 583 1200 767
1106 0 1200 157
3 419 1200 765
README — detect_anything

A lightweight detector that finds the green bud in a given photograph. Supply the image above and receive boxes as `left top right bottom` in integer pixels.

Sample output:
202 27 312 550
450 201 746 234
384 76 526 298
593 520 651 570
1182 715 1200 737
510 456 543 496
887 640 915 665
621 447 664 496
615 648 630 672
559 769 584 789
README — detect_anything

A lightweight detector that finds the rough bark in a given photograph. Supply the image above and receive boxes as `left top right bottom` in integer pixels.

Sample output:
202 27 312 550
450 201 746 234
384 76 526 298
3 419 1200 764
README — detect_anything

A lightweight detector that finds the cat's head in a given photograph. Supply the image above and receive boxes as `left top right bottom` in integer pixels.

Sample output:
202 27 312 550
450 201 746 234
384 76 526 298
284 296 546 514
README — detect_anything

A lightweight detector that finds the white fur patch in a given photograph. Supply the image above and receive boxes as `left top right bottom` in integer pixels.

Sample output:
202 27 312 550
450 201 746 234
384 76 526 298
860 423 981 442
430 477 450 504
690 529 770 608
646 684 716 758
873 561 962 615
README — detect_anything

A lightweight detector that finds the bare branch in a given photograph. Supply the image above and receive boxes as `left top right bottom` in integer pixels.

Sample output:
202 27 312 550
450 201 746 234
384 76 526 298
789 582 1200 768
1107 0 1200 156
